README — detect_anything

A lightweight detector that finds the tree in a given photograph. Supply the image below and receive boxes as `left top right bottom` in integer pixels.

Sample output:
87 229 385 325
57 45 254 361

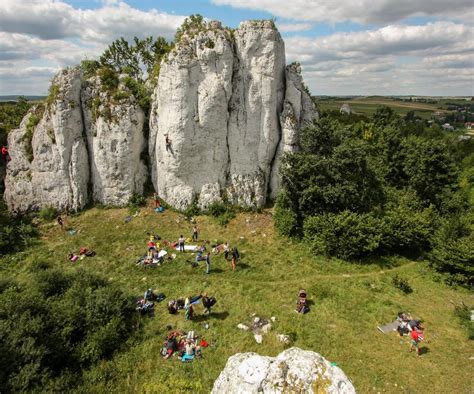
402 136 459 207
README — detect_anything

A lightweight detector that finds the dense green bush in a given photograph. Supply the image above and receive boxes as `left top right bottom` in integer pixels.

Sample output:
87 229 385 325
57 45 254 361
303 211 382 260
275 107 469 271
391 274 413 294
207 202 236 226
452 301 474 340
128 193 146 209
0 200 37 255
0 269 137 392
428 214 474 287
38 206 57 221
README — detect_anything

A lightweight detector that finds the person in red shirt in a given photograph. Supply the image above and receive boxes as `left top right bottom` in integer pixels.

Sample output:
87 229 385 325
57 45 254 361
410 328 424 356
1 146 9 162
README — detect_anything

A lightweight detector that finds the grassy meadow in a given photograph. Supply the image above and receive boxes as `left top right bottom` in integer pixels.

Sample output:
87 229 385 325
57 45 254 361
1 200 472 393
317 97 470 119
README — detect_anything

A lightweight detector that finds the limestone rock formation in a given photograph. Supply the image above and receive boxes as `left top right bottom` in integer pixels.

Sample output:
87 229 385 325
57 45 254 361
269 62 319 198
5 68 89 213
226 20 286 207
212 347 356 394
5 19 317 213
149 20 316 210
81 74 147 206
149 21 234 210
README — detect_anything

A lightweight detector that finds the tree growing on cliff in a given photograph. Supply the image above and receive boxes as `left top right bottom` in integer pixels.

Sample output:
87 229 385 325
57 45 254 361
99 36 172 82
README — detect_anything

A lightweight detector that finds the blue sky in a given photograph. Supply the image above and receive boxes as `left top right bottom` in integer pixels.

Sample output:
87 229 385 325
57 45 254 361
0 0 473 95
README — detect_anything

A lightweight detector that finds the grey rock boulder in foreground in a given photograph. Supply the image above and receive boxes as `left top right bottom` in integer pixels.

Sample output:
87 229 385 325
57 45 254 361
212 347 356 394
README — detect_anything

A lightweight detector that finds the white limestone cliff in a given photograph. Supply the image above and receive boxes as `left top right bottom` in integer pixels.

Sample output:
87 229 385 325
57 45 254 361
81 74 147 206
5 20 317 213
149 20 291 210
269 62 319 198
226 20 285 207
5 68 89 213
149 21 234 210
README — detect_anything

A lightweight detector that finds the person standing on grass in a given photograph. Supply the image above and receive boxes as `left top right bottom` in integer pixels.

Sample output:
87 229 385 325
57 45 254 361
178 235 185 252
192 225 199 242
154 193 160 208
231 247 239 271
224 242 230 260
409 328 424 356
205 252 211 274
56 215 64 230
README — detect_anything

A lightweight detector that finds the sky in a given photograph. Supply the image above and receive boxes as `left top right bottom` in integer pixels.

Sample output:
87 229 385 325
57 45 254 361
0 0 473 96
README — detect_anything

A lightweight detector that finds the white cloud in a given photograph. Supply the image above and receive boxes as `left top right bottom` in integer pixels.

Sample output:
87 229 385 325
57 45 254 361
212 0 474 24
0 0 185 42
0 32 100 65
284 22 474 95
277 22 313 33
0 0 187 95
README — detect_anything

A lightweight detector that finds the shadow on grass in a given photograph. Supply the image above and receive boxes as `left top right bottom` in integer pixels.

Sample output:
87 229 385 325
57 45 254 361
193 311 229 322
237 262 251 270
419 347 430 356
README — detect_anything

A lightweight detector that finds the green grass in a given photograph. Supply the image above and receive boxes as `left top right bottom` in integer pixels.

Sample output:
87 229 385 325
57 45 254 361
318 98 452 119
1 202 472 393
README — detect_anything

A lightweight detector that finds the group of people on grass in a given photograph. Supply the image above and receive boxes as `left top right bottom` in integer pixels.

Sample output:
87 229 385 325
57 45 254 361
397 312 425 356
161 329 209 362
138 223 240 273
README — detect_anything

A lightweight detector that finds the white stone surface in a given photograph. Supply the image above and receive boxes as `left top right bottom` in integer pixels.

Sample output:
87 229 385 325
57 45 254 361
81 75 147 206
149 22 233 210
5 68 89 213
212 347 356 394
269 62 319 198
226 20 286 207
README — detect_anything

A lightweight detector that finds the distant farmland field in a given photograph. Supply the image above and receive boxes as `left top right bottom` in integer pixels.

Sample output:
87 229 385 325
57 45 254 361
317 97 470 119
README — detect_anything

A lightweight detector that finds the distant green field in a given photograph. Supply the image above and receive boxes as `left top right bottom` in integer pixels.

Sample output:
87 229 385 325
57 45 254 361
317 97 468 119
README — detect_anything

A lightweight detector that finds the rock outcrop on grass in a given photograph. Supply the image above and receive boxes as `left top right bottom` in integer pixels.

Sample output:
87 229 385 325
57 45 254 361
4 19 317 213
212 347 356 394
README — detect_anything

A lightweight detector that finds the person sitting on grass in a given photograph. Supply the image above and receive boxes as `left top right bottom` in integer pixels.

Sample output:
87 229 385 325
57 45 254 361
296 289 310 314
163 334 178 359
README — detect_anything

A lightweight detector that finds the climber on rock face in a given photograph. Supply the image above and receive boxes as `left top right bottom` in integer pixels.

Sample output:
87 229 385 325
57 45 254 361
165 134 172 152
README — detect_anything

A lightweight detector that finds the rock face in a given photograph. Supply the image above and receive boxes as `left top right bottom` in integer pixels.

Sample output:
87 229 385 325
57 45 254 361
212 347 356 394
5 19 317 213
269 62 319 198
5 68 89 213
149 20 315 210
149 21 234 210
81 75 147 205
226 20 285 207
